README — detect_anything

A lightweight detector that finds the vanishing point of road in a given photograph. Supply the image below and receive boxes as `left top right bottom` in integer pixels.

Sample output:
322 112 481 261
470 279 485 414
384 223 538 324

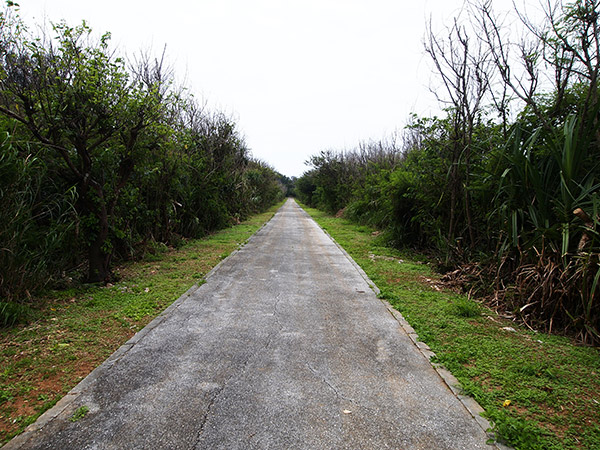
6 199 498 449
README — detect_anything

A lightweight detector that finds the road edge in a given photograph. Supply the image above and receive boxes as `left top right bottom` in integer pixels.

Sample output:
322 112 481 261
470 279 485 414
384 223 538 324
1 203 285 449
296 202 511 450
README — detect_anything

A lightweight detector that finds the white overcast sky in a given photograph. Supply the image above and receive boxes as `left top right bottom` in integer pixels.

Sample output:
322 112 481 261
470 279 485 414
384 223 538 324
17 0 521 177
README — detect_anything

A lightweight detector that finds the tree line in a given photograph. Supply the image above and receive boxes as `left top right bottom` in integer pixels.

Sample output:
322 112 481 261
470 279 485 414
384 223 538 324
297 0 600 344
0 5 285 322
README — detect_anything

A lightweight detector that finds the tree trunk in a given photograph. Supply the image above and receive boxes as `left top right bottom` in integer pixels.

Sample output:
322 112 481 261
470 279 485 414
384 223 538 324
464 127 476 248
448 176 457 242
87 210 110 283
87 242 108 283
447 136 461 244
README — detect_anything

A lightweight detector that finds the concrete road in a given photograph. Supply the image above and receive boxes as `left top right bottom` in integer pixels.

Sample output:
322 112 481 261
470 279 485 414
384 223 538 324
6 199 496 449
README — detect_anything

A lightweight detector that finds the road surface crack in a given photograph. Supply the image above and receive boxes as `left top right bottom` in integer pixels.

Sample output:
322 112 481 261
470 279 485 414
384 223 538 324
271 292 285 331
194 295 284 448
194 385 224 442
306 363 357 404
305 363 402 431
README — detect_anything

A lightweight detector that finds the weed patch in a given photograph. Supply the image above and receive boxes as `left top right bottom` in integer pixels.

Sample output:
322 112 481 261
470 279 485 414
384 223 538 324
70 406 89 422
451 297 481 318
0 302 30 328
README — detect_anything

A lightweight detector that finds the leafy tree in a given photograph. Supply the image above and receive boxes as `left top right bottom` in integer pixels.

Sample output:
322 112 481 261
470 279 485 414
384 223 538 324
0 20 167 281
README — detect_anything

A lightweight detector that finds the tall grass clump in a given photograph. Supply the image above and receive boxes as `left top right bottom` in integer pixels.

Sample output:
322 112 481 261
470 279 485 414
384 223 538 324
0 132 77 324
491 115 599 343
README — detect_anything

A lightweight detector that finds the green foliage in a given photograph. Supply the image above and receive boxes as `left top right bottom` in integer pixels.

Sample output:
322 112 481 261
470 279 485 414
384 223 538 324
0 131 78 304
0 11 284 303
296 84 599 343
451 297 481 318
69 406 89 422
488 115 600 342
491 115 598 255
0 301 30 327
294 0 600 343
295 171 317 205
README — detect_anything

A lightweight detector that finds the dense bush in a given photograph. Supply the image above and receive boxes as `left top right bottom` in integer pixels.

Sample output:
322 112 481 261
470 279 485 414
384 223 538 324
0 131 78 304
0 7 285 322
297 1 600 343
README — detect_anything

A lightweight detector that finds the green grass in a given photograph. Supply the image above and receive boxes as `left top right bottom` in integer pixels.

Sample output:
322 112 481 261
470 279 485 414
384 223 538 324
0 202 283 444
301 204 600 450
69 405 89 422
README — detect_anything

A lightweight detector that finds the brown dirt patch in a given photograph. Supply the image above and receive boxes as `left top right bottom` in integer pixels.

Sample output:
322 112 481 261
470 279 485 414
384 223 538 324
0 316 137 441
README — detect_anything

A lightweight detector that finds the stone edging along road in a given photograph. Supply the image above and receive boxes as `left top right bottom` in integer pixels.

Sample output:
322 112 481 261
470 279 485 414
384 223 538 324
300 206 509 449
5 198 507 450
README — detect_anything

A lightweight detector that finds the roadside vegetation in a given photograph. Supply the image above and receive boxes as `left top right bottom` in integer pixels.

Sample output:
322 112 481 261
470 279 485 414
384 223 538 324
296 0 600 345
303 205 600 450
0 4 287 326
0 203 282 444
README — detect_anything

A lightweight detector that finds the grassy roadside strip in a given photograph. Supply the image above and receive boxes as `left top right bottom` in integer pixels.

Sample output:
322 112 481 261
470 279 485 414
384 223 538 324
302 204 600 450
0 201 284 445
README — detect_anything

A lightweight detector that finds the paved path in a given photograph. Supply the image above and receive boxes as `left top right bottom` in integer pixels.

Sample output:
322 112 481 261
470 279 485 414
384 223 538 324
6 199 495 449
